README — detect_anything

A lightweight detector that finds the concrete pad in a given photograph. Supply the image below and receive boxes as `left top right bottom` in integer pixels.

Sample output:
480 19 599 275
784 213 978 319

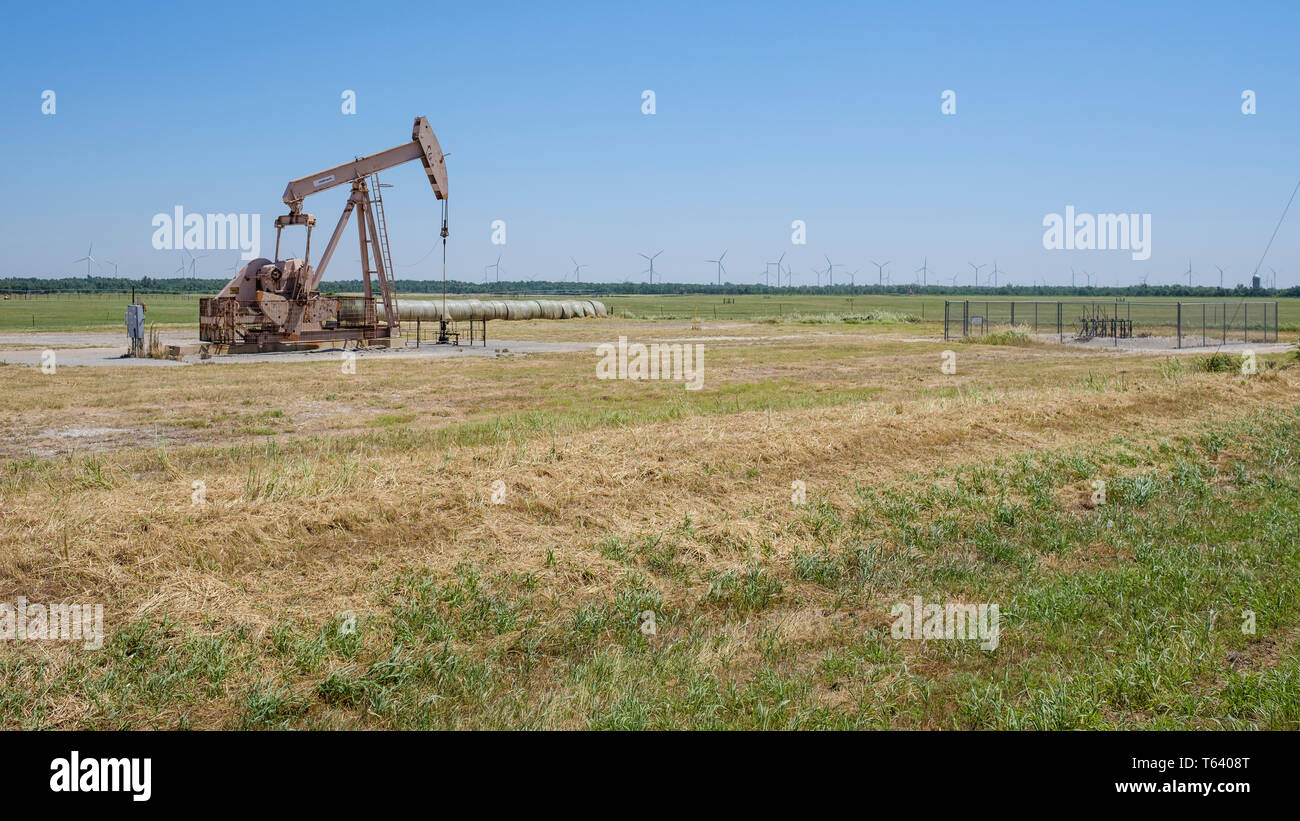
0 330 599 368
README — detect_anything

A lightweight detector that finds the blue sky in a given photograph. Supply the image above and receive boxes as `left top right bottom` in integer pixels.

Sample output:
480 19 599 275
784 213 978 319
2 1 1298 287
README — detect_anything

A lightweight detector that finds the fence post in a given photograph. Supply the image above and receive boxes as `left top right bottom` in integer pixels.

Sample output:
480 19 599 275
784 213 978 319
1177 302 1182 349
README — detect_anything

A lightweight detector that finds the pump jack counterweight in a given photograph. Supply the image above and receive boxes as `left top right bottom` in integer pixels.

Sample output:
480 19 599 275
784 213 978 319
200 117 449 352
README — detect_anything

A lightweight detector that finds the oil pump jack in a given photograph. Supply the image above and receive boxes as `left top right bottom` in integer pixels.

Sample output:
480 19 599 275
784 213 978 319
200 116 448 351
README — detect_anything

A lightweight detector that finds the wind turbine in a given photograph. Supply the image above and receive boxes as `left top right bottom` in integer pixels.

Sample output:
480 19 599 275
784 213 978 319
990 259 1003 287
1070 267 1077 288
705 250 728 285
783 261 794 287
811 262 828 287
950 272 961 287
916 258 930 287
485 254 502 283
822 255 842 286
847 268 860 286
73 243 99 276
968 262 985 286
184 249 210 279
104 260 119 276
1215 265 1227 289
765 252 786 287
1185 260 1193 287
1268 266 1278 289
570 256 588 282
638 250 662 284
871 259 890 286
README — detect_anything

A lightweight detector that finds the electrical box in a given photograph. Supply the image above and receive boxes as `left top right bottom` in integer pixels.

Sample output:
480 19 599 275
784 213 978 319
126 304 145 355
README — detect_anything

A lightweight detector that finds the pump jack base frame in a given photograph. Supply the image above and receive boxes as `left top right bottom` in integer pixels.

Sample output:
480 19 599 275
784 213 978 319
203 328 397 355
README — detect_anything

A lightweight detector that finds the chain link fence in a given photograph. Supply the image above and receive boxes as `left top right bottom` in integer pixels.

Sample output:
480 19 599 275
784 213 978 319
945 299 1279 349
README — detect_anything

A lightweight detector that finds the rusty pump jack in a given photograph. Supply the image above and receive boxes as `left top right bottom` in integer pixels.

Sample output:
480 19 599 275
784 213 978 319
200 116 448 351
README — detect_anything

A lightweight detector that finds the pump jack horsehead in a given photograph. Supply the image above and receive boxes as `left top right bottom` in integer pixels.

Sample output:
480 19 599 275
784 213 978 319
200 116 449 352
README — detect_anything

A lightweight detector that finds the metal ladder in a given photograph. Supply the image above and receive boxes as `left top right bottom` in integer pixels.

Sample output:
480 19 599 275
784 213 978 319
367 172 396 284
367 172 398 331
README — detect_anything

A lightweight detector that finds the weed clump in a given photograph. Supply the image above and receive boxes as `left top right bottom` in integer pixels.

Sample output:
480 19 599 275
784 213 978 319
1157 357 1186 381
1196 353 1237 373
961 328 1032 346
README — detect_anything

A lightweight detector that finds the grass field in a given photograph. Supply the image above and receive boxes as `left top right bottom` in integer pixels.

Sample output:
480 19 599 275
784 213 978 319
4 290 1297 333
0 293 199 332
2 302 1300 728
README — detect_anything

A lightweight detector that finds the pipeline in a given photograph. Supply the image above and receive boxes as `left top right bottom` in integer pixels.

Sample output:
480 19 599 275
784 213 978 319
396 298 607 322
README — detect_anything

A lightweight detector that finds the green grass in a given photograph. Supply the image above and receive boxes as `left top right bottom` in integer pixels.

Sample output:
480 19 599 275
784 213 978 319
0 292 199 332
7 407 1298 729
599 293 1300 329
0 291 939 331
766 311 920 325
369 412 418 428
960 328 1033 346
1197 352 1240 373
7 291 1296 334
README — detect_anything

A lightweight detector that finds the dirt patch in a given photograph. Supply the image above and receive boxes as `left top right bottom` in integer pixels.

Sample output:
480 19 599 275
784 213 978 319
1032 333 1293 356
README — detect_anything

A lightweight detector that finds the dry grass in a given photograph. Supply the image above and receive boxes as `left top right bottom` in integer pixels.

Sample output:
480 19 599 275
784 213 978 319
2 318 1298 728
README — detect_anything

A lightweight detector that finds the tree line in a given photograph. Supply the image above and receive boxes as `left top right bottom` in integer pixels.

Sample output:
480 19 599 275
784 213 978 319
1 275 1295 299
